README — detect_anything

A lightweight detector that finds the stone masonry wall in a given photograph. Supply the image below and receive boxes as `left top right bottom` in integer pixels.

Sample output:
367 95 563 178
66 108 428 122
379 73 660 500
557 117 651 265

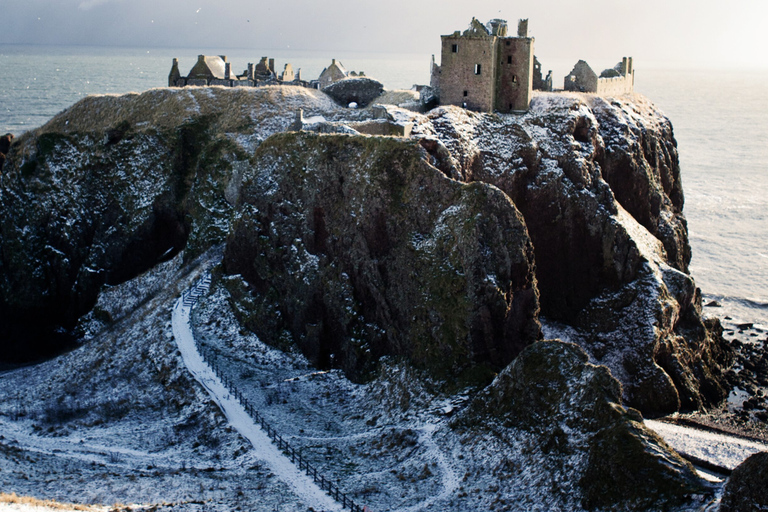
439 35 498 112
595 74 634 95
495 37 533 112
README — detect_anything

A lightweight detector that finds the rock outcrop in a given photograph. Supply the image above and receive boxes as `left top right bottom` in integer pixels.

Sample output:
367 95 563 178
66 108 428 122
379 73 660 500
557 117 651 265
223 131 540 381
412 93 731 414
0 87 341 362
449 340 707 511
719 451 768 512
0 86 732 419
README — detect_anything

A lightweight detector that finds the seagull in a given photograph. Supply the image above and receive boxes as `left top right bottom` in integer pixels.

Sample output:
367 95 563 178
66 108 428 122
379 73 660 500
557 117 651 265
196 8 201 13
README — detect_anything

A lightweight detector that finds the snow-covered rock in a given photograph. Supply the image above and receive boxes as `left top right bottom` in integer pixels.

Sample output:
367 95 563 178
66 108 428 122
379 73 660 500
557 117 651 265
0 86 731 420
413 93 732 415
447 340 709 511
222 131 540 381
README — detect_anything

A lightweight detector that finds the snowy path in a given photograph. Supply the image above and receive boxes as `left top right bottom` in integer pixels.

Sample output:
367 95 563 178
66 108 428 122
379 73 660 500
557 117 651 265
399 423 460 512
0 419 167 468
646 419 768 471
172 285 343 512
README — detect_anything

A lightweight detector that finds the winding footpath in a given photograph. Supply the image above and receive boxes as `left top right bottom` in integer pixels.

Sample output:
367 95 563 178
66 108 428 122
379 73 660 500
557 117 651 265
171 277 343 512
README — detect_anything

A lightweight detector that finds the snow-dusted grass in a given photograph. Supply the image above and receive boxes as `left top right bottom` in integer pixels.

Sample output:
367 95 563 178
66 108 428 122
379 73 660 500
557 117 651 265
191 282 467 512
172 278 342 512
0 493 106 512
0 252 307 511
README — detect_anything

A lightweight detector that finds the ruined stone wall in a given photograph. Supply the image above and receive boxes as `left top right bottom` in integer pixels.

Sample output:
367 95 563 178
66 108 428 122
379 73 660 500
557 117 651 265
494 37 533 112
595 73 634 95
564 60 598 92
439 35 498 112
565 59 634 95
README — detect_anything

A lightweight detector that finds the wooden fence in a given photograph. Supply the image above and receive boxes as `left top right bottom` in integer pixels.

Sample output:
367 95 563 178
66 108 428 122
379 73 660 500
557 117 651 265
181 274 365 512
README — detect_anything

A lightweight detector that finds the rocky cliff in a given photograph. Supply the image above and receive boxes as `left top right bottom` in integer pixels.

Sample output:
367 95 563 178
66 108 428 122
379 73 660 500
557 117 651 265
411 93 732 414
0 87 730 417
222 132 540 382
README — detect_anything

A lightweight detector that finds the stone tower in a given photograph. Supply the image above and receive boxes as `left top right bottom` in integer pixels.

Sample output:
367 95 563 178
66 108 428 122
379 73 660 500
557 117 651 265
437 18 534 112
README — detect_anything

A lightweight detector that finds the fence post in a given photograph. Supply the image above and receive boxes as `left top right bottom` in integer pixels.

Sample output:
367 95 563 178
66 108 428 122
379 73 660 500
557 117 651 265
181 273 366 512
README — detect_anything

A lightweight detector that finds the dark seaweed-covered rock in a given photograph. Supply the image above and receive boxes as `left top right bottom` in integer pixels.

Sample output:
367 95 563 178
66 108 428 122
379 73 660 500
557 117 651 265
719 451 768 512
223 131 540 381
0 133 13 172
451 340 707 511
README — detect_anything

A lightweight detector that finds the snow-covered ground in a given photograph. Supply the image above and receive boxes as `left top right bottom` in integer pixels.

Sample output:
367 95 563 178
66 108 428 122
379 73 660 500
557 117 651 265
172 276 343 512
646 419 768 472
0 254 314 511
190 278 468 512
2 253 766 511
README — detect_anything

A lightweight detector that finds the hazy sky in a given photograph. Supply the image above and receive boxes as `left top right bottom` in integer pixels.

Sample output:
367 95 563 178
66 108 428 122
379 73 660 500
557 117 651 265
1 0 767 68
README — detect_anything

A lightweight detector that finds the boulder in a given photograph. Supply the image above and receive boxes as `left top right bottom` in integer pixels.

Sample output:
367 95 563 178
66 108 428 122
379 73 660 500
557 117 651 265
323 76 384 108
450 340 707 510
719 451 768 512
223 131 541 381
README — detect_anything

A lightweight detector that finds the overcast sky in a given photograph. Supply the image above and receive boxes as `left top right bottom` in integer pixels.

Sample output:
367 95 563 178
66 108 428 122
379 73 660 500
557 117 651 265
1 0 767 68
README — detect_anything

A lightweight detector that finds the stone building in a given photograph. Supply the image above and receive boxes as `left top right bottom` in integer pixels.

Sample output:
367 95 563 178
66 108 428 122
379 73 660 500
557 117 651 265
564 57 634 95
532 56 553 92
169 55 243 87
317 59 349 89
169 56 364 91
432 18 534 113
169 55 305 88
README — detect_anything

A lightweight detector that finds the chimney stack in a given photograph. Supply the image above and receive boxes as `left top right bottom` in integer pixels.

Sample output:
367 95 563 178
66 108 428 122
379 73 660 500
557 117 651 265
517 19 528 37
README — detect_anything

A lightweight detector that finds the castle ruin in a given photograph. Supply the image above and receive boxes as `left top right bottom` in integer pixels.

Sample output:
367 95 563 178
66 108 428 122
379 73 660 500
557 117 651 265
168 19 635 114
431 18 534 113
169 55 363 90
564 57 634 95
429 17 634 113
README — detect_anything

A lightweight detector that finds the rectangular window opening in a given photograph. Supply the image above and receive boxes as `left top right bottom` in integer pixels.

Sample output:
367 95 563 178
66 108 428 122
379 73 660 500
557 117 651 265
451 44 458 53
507 56 512 64
463 90 468 97
474 64 482 75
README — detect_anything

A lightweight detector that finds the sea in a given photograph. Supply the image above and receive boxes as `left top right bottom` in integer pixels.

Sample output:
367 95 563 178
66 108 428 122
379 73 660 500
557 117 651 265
1 45 766 327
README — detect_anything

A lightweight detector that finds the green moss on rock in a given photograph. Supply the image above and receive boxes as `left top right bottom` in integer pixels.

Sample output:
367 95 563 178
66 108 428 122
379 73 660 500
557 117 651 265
223 131 540 381
454 340 708 510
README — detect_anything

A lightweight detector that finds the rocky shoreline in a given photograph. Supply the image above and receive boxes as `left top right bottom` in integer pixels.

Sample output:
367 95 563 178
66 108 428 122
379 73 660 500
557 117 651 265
673 309 768 442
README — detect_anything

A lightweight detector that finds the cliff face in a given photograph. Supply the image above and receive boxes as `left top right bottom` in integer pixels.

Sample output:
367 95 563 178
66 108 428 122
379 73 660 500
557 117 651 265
0 87 730 416
0 87 340 361
412 93 730 414
222 132 540 381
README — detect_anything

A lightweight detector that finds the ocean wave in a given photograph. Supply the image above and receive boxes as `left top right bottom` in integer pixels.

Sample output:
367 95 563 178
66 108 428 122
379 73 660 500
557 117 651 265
704 293 768 310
